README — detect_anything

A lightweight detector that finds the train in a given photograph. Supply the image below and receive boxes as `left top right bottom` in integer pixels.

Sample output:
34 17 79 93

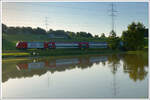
16 41 108 49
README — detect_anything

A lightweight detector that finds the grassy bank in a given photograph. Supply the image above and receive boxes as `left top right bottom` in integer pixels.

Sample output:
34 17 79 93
3 46 148 58
2 48 123 58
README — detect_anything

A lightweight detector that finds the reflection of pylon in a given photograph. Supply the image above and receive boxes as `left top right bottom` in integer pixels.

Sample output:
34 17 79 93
113 73 117 96
111 72 119 97
47 71 49 88
47 71 52 88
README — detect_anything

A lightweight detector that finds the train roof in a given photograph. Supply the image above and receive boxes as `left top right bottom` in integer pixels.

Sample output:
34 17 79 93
89 42 107 44
17 41 107 44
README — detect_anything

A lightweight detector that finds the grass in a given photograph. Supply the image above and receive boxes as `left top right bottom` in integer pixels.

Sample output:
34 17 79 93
2 53 114 62
2 52 30 58
2 48 124 58
2 52 30 56
126 49 148 62
2 33 50 50
2 39 16 50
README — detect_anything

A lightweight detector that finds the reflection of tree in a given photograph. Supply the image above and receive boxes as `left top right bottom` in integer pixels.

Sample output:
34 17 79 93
101 61 106 66
107 54 121 74
122 53 148 82
77 58 93 69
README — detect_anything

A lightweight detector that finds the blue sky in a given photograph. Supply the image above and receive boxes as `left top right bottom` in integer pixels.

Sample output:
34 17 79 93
2 2 148 36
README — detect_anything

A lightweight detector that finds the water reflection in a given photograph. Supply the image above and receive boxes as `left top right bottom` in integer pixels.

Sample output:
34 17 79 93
3 56 108 82
122 54 148 82
3 53 148 83
107 54 121 74
2 53 148 98
107 54 121 96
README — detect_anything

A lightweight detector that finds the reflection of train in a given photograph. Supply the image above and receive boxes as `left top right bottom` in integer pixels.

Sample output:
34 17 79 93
16 56 107 71
16 41 108 49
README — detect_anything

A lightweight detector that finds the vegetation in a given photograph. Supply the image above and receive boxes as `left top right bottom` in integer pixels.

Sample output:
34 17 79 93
2 21 148 58
3 51 148 83
123 51 148 81
2 52 30 57
2 24 106 41
100 33 106 38
2 24 107 51
2 48 123 58
107 30 120 50
122 22 148 50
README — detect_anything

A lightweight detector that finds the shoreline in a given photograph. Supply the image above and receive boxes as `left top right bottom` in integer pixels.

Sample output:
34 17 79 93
2 49 124 60
2 48 147 60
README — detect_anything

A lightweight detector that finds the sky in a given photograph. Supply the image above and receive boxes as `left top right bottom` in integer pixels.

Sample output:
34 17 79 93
2 2 149 36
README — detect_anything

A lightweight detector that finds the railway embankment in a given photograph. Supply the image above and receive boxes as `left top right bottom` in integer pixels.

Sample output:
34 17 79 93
2 48 123 58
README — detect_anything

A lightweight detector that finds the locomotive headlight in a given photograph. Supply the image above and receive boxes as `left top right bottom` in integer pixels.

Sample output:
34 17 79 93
16 42 19 46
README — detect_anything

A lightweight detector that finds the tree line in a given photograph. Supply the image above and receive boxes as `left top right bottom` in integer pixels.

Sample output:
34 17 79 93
2 24 106 39
108 22 148 50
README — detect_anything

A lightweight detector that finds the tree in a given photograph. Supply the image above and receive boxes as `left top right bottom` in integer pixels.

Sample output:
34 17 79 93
87 33 93 38
33 27 46 34
2 24 7 33
76 32 93 38
94 35 99 38
100 33 106 38
7 27 19 34
144 28 148 37
122 22 146 50
107 30 120 50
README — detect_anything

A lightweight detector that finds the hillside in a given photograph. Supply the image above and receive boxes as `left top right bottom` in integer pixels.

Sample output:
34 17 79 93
2 24 108 50
2 33 50 50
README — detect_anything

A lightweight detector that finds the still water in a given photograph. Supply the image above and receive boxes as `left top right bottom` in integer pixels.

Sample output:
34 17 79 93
2 52 148 98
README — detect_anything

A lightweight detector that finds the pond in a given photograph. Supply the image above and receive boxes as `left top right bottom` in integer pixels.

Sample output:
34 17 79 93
2 52 148 98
